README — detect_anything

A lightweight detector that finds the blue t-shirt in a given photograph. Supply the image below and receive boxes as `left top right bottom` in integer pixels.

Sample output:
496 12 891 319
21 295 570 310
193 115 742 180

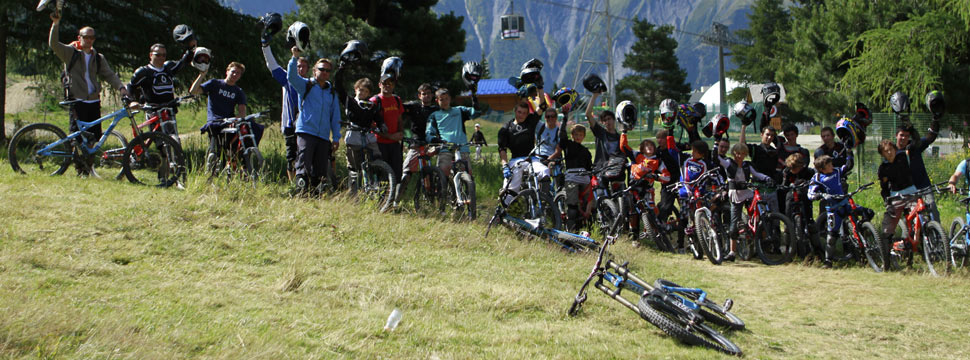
201 79 247 122
957 160 970 190
426 106 476 152
535 123 559 157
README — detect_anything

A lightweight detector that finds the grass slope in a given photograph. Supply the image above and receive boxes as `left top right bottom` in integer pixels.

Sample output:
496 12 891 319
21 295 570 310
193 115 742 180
2 158 970 359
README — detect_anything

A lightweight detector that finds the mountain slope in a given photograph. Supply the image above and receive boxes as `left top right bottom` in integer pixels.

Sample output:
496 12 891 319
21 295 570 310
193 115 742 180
433 0 754 91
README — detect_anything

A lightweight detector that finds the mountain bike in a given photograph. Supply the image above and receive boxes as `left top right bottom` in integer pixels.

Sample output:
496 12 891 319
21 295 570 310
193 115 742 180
782 182 821 259
816 182 883 271
206 111 268 186
567 200 743 356
133 96 194 145
619 178 675 252
945 188 970 269
400 137 448 217
341 123 396 213
884 186 950 276
731 181 795 265
554 168 596 232
429 141 477 221
483 189 599 252
668 171 725 265
8 99 137 181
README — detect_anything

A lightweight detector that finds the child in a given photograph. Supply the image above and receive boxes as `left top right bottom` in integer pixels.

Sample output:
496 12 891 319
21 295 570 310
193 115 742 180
559 122 594 229
877 139 917 254
808 151 854 267
337 77 384 192
782 153 819 258
720 143 772 261
426 88 480 176
620 132 671 244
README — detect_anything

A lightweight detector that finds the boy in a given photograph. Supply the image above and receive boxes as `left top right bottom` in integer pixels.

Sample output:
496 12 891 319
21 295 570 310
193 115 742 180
720 143 772 261
426 88 479 176
808 151 854 267
878 140 918 254
558 121 594 230
620 131 671 245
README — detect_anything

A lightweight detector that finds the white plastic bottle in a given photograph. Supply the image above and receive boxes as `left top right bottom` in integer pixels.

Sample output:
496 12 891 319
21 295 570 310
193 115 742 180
384 308 402 331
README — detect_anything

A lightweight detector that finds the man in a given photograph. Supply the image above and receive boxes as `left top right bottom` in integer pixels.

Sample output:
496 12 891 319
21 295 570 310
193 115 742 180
286 47 341 194
585 92 622 166
895 122 942 222
470 123 488 161
127 42 196 143
190 62 256 166
398 83 440 201
262 40 308 181
48 12 127 175
372 75 405 183
426 88 479 177
814 126 848 168
497 101 542 205
739 123 782 212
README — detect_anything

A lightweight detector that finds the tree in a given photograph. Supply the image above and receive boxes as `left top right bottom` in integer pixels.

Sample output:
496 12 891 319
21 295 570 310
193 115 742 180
728 0 791 85
615 19 689 107
294 0 466 100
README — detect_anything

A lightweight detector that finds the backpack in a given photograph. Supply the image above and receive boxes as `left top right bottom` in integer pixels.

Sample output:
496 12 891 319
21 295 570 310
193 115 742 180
61 50 102 99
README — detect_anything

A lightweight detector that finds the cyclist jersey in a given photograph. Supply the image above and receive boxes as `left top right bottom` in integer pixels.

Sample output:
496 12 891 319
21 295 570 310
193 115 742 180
497 113 541 159
535 123 559 157
127 49 192 106
747 142 780 181
809 166 850 200
780 143 810 169
403 101 439 143
814 142 848 167
618 133 669 184
879 151 916 198
558 123 592 171
372 93 403 144
682 157 708 183
427 106 477 151
957 160 970 191
657 137 687 184
720 157 770 203
590 123 621 166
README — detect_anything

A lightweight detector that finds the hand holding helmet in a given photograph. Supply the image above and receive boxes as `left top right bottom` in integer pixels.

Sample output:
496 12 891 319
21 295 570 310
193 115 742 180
703 114 730 138
553 87 578 109
173 24 197 47
616 100 637 130
732 101 756 126
689 102 707 128
582 74 607 94
659 99 678 129
381 56 404 82
925 90 945 120
517 83 538 99
520 59 544 88
762 82 781 108
191 47 212 73
462 61 484 93
890 91 910 115
340 40 368 66
259 13 282 45
286 22 311 52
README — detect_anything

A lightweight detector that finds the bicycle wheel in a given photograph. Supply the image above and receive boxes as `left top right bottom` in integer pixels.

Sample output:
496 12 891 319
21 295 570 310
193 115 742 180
452 172 477 221
949 218 968 269
641 212 673 252
858 222 885 272
413 166 447 217
242 147 264 186
91 130 128 179
122 131 185 187
694 210 723 265
554 230 599 252
363 160 396 213
791 213 818 259
755 212 795 265
922 221 950 277
554 191 572 230
538 184 562 230
637 293 743 356
653 279 745 330
8 123 71 176
596 198 620 236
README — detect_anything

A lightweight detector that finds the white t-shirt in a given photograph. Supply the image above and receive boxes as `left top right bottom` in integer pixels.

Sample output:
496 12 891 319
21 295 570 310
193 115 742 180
82 52 99 104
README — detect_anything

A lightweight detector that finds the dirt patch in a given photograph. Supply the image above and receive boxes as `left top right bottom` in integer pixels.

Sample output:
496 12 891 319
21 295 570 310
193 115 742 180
5 80 42 114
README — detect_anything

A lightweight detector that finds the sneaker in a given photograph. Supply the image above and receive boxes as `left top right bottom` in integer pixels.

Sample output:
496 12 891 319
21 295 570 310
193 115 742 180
892 240 906 252
631 240 641 248
724 252 736 262
823 260 833 268
838 252 854 262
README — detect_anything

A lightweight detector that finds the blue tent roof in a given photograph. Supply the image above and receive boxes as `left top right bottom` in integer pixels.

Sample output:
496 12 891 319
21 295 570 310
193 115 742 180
476 79 517 95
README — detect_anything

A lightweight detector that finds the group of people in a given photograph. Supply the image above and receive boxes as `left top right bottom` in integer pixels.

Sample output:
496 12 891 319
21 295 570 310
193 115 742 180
49 13 962 269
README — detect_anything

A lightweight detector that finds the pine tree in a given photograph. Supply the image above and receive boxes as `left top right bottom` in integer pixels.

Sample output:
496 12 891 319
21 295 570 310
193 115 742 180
615 19 689 107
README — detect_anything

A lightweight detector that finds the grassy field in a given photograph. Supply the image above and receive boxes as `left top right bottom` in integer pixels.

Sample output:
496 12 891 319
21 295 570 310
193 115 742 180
3 107 970 358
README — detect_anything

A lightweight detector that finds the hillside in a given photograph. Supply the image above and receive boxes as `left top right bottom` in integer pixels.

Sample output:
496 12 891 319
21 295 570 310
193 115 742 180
433 0 754 91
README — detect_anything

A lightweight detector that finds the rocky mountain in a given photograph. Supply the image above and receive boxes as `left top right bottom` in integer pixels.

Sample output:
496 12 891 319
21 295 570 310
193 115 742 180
432 0 755 91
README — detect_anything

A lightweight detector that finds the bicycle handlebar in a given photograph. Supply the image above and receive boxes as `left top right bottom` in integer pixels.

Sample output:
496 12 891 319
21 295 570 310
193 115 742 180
822 181 873 201
218 110 270 125
140 95 196 112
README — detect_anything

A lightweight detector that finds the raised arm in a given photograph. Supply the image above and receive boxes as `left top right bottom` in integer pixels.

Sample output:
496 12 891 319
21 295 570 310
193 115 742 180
585 92 600 128
286 52 309 97
189 71 206 96
739 124 747 145
47 14 72 63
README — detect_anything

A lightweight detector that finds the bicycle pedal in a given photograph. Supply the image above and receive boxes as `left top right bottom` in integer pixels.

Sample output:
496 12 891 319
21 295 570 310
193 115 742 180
723 299 733 312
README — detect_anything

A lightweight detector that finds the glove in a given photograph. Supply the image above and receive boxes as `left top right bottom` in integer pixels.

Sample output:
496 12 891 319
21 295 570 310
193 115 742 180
261 32 272 46
502 164 512 179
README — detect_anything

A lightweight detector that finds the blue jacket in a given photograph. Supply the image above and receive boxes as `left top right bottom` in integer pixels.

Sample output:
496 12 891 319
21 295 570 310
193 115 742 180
287 58 340 142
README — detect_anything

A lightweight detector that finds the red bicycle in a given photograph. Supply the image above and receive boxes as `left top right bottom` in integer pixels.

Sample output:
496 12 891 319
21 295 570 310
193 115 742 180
401 137 448 217
884 186 950 276
817 182 883 271
731 181 795 265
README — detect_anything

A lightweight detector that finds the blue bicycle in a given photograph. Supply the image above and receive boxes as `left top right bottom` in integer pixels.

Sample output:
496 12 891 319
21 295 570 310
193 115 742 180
484 186 599 253
8 99 185 187
567 201 744 356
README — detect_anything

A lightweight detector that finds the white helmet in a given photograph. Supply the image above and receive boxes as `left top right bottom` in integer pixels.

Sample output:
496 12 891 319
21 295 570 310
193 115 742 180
286 21 311 52
615 100 637 128
191 47 212 72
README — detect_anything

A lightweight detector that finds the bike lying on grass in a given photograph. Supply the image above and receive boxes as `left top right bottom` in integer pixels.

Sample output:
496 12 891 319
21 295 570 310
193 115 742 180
567 198 744 356
484 181 599 253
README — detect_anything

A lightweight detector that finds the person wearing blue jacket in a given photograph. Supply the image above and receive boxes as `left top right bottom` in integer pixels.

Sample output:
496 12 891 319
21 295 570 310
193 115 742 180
262 43 308 181
287 46 341 194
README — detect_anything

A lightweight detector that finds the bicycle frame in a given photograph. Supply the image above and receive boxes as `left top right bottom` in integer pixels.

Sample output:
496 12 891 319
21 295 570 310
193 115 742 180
901 198 929 249
36 106 134 157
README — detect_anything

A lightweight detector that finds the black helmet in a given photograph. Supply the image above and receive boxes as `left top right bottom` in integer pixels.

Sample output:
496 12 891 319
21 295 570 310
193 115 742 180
286 22 311 52
521 58 543 72
520 67 542 86
925 90 945 119
762 82 781 107
890 91 909 114
259 13 283 37
583 74 607 93
732 101 756 126
616 101 637 128
172 24 196 45
517 83 538 99
339 40 368 64
381 57 403 82
852 102 872 127
462 61 484 87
